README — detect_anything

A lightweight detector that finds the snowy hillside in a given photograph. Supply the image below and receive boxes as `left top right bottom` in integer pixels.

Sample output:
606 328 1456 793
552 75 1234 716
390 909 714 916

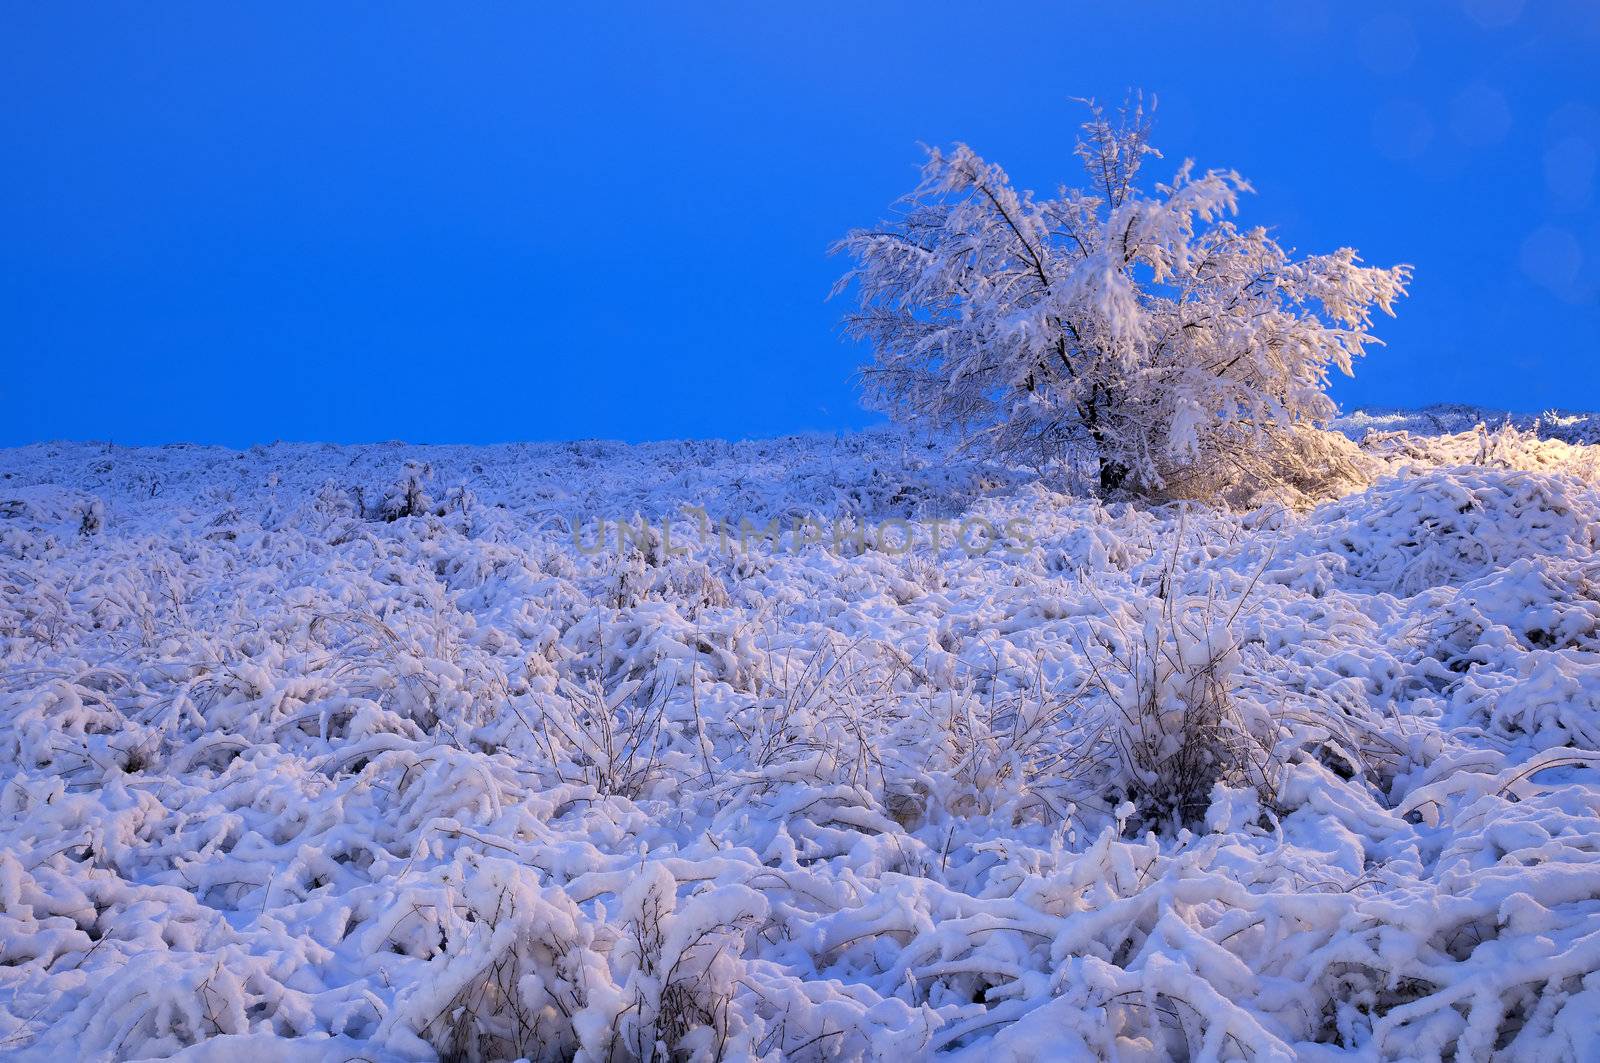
2 410 1600 1060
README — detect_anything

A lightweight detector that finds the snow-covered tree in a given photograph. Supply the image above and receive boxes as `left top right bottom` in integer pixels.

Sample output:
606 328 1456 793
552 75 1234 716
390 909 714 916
833 97 1411 500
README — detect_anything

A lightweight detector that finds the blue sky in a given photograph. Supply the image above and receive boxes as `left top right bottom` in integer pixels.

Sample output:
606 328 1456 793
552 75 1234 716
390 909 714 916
3 2 1598 446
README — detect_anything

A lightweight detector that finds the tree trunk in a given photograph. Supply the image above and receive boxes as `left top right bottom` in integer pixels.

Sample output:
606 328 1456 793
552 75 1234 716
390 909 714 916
1082 395 1128 497
1097 453 1129 496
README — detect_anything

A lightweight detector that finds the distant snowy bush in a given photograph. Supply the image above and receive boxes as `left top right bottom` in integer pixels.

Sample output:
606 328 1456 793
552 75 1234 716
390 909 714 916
377 460 436 521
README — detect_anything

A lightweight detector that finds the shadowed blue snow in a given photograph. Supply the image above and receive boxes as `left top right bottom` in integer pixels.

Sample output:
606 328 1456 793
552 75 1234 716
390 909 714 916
2 1 1598 446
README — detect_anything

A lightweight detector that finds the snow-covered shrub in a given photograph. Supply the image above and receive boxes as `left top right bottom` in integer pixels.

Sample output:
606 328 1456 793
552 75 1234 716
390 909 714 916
378 860 599 1062
729 631 907 792
1088 590 1279 826
605 553 729 616
865 660 1096 827
311 478 362 523
377 461 434 521
835 95 1409 500
602 864 767 1061
77 498 104 536
1149 420 1376 509
532 672 672 799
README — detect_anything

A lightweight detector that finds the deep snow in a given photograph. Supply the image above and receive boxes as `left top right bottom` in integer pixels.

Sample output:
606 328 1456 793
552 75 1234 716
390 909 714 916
2 407 1599 1061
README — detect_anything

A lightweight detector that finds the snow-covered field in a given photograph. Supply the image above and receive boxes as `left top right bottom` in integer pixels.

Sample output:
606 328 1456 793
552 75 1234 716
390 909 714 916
3 407 1600 1061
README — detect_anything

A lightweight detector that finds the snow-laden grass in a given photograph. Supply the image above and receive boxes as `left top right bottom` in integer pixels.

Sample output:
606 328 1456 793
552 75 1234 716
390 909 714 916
1 415 1599 1061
